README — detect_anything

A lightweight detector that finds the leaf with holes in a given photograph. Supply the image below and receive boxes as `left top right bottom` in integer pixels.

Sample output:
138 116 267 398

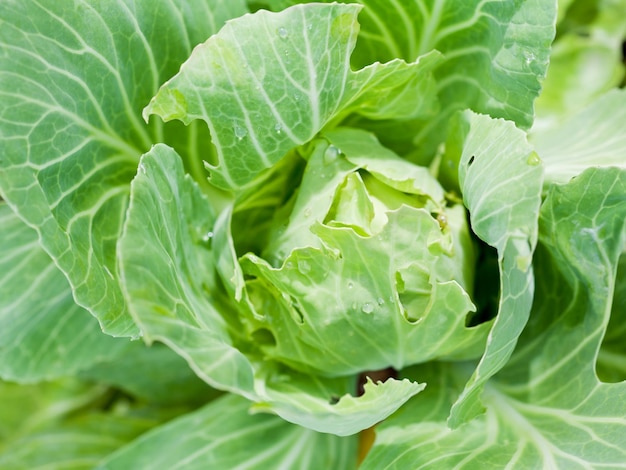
4 0 626 467
143 3 442 190
361 168 626 469
0 0 247 335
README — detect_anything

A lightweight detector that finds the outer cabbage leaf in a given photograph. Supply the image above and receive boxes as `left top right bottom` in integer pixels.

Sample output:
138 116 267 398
534 0 626 131
0 203 128 382
350 0 556 129
0 0 247 336
532 89 626 185
293 0 556 163
118 144 256 399
98 393 358 470
143 3 442 190
0 413 159 470
597 250 626 383
0 379 108 444
0 379 178 470
251 370 424 436
119 145 420 435
79 343 217 407
362 168 626 469
448 111 543 427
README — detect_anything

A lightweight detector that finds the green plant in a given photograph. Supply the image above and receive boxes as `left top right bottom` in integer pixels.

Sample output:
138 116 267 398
1 1 625 468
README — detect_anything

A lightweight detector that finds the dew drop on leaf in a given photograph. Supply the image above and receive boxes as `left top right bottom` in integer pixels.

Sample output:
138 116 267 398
523 50 535 65
297 259 311 274
377 298 385 306
274 123 282 134
361 302 374 314
234 125 247 140
202 231 214 242
277 27 289 39
303 208 311 218
347 281 354 289
526 152 542 166
324 145 340 164
436 213 448 230
516 254 532 272
130 331 144 341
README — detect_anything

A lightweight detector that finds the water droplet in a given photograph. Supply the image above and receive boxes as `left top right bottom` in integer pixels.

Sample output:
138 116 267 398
293 93 302 102
351 301 358 310
526 152 541 166
303 208 311 218
307 23 313 31
523 50 535 65
436 213 448 230
130 331 144 341
234 125 248 140
297 259 311 274
516 255 532 272
324 145 340 164
361 302 374 314
274 123 282 134
377 298 385 306
347 281 354 289
202 231 214 242
277 27 289 39
285 260 294 270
